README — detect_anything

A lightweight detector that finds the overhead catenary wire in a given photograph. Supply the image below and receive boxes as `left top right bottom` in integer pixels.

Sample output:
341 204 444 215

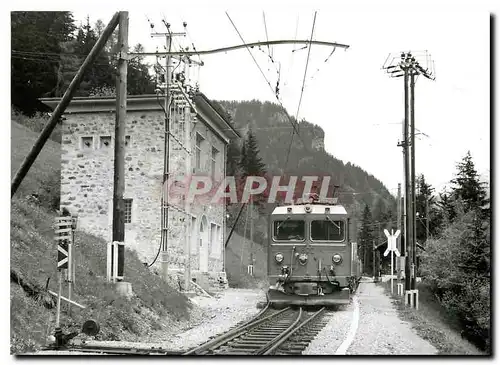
284 12 317 173
224 11 306 149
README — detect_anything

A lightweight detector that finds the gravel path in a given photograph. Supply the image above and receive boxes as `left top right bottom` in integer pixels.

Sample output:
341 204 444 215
302 306 353 355
304 279 437 355
346 281 437 355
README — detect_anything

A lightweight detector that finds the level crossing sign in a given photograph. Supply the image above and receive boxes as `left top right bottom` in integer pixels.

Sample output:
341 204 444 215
55 217 74 270
383 229 401 257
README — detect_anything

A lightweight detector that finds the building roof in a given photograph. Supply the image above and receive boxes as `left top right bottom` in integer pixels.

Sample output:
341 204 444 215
39 92 241 141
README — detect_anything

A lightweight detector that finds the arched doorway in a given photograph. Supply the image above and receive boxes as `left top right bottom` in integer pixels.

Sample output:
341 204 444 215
199 216 209 272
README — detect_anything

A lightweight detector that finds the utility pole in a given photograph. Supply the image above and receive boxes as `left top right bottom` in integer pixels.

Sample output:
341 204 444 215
383 50 435 303
183 77 193 292
152 27 186 281
403 65 412 292
249 197 254 276
372 240 376 280
396 183 402 275
410 70 417 290
425 198 430 244
112 11 128 282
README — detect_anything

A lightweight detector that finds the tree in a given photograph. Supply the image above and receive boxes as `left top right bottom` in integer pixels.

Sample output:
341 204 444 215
127 44 155 95
73 17 115 95
238 129 267 210
358 204 375 275
437 189 456 224
415 174 441 243
450 151 489 214
11 11 76 114
239 129 267 177
420 200 490 351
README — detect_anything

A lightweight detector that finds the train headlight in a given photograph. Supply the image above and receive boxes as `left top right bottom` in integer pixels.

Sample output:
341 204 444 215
332 254 342 264
275 253 284 263
298 253 308 265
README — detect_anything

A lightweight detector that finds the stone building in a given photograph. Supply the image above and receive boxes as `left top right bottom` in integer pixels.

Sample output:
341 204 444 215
41 93 240 288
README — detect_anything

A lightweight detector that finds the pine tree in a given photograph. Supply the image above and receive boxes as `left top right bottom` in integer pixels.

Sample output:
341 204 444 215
450 151 489 213
415 174 441 243
358 204 375 275
239 129 267 177
11 11 77 114
437 189 456 224
238 129 267 210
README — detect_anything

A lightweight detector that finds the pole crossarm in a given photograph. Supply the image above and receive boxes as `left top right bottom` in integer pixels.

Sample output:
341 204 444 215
129 39 349 57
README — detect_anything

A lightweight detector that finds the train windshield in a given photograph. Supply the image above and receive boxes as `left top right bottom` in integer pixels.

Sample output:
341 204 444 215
310 220 345 242
273 220 305 241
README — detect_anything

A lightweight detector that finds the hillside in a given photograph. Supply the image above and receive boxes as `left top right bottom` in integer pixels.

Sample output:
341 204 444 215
219 100 397 272
224 229 267 289
218 100 396 216
10 121 191 353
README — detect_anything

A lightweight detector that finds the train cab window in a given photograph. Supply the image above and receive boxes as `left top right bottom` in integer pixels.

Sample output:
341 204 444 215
273 220 305 241
310 220 345 242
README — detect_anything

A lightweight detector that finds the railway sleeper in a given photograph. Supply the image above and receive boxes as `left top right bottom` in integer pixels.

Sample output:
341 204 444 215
234 338 272 344
226 343 265 349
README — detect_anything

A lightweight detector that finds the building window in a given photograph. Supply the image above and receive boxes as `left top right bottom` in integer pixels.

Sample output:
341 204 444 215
81 136 93 149
211 146 219 179
100 136 112 149
195 133 204 170
124 199 133 223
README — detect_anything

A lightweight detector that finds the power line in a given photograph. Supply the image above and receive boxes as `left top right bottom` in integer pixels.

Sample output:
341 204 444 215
294 11 316 124
224 11 309 153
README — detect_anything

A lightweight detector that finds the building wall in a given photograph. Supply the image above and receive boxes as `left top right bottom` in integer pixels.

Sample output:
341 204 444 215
60 108 227 276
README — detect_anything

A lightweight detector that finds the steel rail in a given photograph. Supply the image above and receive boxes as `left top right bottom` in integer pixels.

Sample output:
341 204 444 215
254 307 303 355
183 302 286 355
262 307 326 355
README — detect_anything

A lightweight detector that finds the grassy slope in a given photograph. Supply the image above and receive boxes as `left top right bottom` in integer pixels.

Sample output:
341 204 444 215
224 229 268 289
378 280 484 355
10 121 190 353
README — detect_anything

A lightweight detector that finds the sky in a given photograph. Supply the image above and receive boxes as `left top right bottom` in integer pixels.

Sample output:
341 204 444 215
9 0 494 197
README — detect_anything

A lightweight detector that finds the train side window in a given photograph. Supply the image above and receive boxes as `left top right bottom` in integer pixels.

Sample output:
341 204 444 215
273 220 305 241
310 220 345 242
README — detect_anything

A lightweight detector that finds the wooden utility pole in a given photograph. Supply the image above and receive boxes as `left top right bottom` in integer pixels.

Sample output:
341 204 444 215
161 32 172 280
425 198 430 243
410 70 416 290
183 80 193 292
403 64 412 292
383 51 435 305
250 197 254 276
396 183 402 275
153 28 186 281
11 12 120 197
112 11 128 282
372 240 376 280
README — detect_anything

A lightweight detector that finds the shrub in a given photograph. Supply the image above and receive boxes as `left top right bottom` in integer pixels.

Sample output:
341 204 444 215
420 204 490 352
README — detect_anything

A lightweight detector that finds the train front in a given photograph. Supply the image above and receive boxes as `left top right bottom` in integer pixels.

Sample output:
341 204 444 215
267 198 358 307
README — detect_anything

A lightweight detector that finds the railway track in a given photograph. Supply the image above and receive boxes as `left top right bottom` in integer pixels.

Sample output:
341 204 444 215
40 302 333 355
184 304 330 355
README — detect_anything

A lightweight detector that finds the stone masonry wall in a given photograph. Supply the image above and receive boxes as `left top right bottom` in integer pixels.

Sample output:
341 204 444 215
60 108 226 276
